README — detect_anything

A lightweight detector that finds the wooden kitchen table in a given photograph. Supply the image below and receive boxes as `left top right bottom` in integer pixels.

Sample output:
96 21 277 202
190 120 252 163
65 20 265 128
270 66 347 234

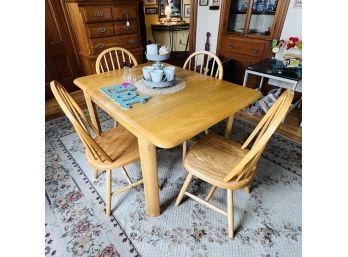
74 63 261 217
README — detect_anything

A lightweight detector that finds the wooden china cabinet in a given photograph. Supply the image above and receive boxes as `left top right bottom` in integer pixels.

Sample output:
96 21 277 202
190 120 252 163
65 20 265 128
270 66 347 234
65 0 144 75
216 0 290 86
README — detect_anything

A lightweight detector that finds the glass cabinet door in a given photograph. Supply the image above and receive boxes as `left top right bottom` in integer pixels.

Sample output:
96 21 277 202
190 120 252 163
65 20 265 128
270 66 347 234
227 0 279 36
247 0 278 36
227 0 248 33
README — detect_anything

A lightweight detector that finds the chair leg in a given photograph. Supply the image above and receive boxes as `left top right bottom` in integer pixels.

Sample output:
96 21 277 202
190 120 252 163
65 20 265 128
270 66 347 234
245 185 251 194
227 189 234 239
205 185 217 201
113 120 118 127
175 173 193 206
105 169 112 216
121 167 133 185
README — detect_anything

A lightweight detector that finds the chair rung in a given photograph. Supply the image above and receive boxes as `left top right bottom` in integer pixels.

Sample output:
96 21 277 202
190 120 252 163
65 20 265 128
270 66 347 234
111 179 143 196
185 192 227 216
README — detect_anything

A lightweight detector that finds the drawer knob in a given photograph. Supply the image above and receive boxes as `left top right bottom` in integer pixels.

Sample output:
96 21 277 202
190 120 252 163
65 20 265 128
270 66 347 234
94 11 104 17
122 10 129 16
96 43 105 49
128 39 136 44
97 27 106 33
251 48 259 53
229 44 234 49
123 25 132 30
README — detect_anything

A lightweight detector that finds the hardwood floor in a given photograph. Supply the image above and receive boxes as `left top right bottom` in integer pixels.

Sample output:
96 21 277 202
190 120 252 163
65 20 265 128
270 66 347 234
236 107 302 143
45 90 87 121
46 89 302 143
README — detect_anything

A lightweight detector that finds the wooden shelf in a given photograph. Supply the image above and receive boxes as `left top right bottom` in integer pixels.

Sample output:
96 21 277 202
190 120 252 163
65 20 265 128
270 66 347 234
230 10 276 15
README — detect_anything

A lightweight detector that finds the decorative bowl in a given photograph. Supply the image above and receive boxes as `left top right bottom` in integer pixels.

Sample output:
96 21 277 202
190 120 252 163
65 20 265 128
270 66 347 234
145 53 171 62
143 77 176 88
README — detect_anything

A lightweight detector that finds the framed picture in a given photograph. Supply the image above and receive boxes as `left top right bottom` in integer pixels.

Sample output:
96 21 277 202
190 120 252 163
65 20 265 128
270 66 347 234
144 0 157 5
294 0 302 8
209 0 220 10
145 7 158 14
184 4 190 18
199 0 208 6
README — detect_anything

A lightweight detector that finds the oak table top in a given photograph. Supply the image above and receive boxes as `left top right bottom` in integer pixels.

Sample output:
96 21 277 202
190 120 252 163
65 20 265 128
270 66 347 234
74 63 261 217
74 63 261 148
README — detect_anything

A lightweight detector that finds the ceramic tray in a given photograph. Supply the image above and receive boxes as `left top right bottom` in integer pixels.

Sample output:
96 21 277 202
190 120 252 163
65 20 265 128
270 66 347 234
143 77 176 88
145 53 170 62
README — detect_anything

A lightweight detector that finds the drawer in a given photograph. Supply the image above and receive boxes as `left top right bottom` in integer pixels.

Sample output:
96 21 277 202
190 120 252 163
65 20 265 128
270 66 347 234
90 34 140 55
87 22 115 38
81 6 113 23
113 5 137 21
223 38 265 58
114 20 138 35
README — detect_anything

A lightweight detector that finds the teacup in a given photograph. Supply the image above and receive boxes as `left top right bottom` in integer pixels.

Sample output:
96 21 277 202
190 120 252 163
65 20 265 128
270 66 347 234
151 70 165 83
146 44 158 55
142 66 154 81
163 66 175 81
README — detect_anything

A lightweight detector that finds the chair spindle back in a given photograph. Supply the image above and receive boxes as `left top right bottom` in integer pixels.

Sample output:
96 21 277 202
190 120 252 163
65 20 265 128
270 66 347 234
96 47 138 74
224 90 294 183
183 50 223 80
50 81 113 163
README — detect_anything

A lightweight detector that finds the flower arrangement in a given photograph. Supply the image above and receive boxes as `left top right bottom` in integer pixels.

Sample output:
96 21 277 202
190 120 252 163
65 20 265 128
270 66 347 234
284 36 302 60
286 37 302 50
272 37 302 60
159 45 170 55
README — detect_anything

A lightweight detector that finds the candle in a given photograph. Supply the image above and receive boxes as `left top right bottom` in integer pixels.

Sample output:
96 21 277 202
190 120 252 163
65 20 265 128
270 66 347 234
146 44 158 55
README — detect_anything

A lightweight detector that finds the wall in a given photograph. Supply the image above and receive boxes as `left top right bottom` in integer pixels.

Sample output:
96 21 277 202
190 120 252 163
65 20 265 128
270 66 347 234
143 0 190 52
195 4 221 53
275 0 302 59
270 0 302 91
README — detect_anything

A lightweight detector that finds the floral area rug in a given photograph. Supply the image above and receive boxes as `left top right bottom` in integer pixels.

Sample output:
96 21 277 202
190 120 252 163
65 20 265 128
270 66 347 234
45 110 302 257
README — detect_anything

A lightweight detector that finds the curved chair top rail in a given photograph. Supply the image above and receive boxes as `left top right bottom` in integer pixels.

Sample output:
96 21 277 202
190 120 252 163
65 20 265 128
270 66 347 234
95 47 138 74
183 50 223 80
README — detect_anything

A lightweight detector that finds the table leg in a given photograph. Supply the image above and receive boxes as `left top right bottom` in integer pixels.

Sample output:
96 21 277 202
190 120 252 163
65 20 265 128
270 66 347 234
242 71 249 87
84 92 101 133
224 115 234 139
292 81 298 91
185 34 189 52
138 136 160 217
151 28 156 44
169 30 173 52
258 76 264 90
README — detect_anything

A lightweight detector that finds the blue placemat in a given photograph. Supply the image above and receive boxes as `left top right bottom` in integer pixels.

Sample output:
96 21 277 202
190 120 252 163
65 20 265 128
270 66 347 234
100 83 151 110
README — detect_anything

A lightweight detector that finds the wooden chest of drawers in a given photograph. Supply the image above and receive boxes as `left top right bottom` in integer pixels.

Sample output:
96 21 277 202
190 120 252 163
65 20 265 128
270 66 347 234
65 0 143 75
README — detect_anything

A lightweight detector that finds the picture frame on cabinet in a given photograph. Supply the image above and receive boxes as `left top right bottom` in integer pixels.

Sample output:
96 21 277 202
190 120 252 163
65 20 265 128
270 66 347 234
209 0 220 10
145 7 158 14
144 0 157 5
184 4 190 18
200 0 208 6
294 0 302 8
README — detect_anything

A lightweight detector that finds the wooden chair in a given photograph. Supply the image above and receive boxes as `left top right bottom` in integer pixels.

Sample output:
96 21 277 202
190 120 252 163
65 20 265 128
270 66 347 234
95 47 138 127
175 90 294 239
50 80 143 216
95 47 138 74
182 51 224 140
183 50 223 80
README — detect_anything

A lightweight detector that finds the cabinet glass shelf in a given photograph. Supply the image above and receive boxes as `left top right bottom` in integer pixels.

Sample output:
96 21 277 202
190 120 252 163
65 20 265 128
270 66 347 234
230 10 276 15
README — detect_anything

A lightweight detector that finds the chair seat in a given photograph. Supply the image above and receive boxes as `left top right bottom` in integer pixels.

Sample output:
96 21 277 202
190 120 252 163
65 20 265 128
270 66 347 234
184 134 251 190
87 125 139 170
